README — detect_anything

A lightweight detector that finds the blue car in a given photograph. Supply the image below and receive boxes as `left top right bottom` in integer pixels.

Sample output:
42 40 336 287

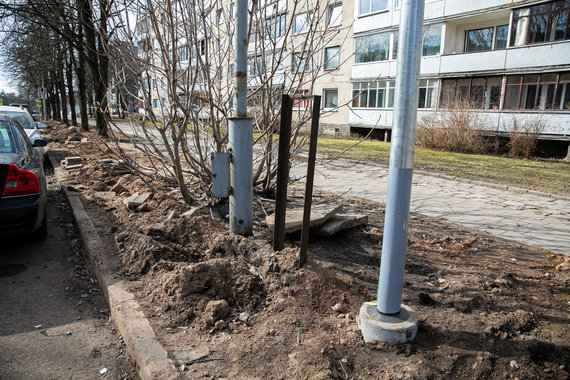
0 115 48 239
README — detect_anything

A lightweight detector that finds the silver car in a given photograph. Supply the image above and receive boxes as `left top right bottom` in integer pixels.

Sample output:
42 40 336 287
0 105 42 144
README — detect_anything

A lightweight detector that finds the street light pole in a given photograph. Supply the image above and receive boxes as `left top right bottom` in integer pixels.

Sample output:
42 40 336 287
358 0 424 344
228 0 253 236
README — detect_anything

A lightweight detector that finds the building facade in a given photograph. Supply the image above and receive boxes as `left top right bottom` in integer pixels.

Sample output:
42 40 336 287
348 0 570 145
136 0 570 147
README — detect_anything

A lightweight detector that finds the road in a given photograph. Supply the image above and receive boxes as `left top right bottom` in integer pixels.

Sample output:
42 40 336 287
0 159 135 379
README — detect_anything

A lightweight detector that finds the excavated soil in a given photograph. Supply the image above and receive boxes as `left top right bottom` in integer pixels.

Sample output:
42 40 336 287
45 122 569 379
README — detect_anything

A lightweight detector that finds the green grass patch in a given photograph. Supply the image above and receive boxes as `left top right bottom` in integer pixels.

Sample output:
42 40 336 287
315 137 570 196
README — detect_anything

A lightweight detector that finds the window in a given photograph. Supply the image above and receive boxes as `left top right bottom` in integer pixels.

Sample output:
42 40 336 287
324 46 340 70
494 25 508 49
422 24 441 56
418 79 438 108
465 25 509 52
466 27 494 52
359 0 389 16
216 9 223 25
355 32 391 63
555 73 570 110
441 74 570 111
293 90 311 110
323 89 338 109
293 52 312 72
504 74 560 110
152 79 157 90
294 12 310 34
177 46 189 61
266 54 284 72
228 64 234 80
327 4 342 27
161 99 166 108
230 3 235 19
511 1 570 46
248 56 265 76
153 99 158 109
352 81 395 108
266 13 286 38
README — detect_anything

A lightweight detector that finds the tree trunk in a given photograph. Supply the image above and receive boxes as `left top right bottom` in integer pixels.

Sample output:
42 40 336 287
80 0 107 136
59 60 69 125
66 43 77 126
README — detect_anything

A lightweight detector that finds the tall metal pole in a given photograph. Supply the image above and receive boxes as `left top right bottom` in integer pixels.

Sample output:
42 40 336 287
377 0 424 315
228 0 253 236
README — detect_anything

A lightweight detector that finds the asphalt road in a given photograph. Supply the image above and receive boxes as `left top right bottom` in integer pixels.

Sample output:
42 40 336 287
0 159 135 379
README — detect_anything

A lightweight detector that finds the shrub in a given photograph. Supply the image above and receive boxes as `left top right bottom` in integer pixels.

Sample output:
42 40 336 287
416 101 491 154
507 115 545 159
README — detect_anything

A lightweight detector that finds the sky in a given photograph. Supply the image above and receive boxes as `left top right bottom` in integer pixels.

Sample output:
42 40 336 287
0 69 18 94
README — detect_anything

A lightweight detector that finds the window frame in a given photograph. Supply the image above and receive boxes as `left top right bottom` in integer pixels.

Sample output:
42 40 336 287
326 3 343 28
293 12 310 35
355 31 392 63
324 46 341 70
323 89 339 110
292 52 312 72
359 0 389 17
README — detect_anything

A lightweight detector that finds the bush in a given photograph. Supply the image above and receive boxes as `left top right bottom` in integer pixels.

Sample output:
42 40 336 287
507 115 545 159
416 101 490 154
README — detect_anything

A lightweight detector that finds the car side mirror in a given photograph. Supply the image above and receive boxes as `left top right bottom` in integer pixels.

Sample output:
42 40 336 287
33 139 47 147
37 122 47 129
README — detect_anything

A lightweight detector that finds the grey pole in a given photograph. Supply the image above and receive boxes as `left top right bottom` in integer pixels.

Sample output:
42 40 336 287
233 0 248 118
377 0 425 315
228 0 253 236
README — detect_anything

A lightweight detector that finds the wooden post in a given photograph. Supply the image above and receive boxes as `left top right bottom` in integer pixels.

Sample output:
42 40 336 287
299 95 321 267
273 94 293 251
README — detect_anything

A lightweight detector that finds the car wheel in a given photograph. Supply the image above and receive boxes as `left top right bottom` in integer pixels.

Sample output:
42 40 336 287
32 215 48 241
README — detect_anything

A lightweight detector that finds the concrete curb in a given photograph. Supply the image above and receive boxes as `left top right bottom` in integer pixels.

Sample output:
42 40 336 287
48 153 180 380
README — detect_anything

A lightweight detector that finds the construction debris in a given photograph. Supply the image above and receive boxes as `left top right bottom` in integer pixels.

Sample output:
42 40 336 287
123 192 152 210
265 204 342 233
314 214 368 236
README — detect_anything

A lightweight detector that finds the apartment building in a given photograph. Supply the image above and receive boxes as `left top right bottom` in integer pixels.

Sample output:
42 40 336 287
136 0 570 151
348 0 570 149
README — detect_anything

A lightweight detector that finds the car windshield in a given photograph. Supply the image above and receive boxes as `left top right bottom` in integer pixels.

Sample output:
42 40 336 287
0 121 16 153
0 112 34 129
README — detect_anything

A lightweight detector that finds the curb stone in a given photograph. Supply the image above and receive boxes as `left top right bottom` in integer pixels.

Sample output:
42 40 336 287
48 152 180 380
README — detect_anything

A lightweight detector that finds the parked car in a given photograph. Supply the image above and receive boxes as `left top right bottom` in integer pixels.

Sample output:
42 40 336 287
0 106 42 144
0 115 48 239
9 103 30 114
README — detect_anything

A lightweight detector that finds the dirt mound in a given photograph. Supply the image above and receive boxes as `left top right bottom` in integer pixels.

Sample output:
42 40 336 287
148 258 265 326
487 309 538 339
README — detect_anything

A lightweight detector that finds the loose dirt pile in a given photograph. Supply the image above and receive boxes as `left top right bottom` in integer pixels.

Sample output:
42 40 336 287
45 122 569 379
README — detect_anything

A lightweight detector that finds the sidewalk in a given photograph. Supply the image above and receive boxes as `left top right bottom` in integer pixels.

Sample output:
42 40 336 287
290 158 570 256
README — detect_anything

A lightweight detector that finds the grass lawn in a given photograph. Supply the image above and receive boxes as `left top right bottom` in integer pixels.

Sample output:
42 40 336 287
315 138 570 196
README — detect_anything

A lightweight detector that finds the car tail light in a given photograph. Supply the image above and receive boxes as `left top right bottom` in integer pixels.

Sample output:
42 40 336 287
2 164 40 197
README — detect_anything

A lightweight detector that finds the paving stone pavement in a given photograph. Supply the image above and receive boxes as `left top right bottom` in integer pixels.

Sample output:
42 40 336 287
290 158 570 256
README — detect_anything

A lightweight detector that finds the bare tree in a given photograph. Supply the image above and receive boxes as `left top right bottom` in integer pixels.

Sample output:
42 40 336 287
102 0 353 205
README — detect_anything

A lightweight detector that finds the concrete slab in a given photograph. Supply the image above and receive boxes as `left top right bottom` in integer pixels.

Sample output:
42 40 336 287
265 204 342 233
314 214 368 236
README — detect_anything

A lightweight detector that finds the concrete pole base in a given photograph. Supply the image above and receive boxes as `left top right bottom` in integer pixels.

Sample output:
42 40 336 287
357 302 418 345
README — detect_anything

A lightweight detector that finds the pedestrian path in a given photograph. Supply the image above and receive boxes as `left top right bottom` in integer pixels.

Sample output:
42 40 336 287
290 158 570 255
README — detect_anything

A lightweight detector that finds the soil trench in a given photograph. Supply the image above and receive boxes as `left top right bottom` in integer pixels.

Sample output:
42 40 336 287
46 122 569 379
